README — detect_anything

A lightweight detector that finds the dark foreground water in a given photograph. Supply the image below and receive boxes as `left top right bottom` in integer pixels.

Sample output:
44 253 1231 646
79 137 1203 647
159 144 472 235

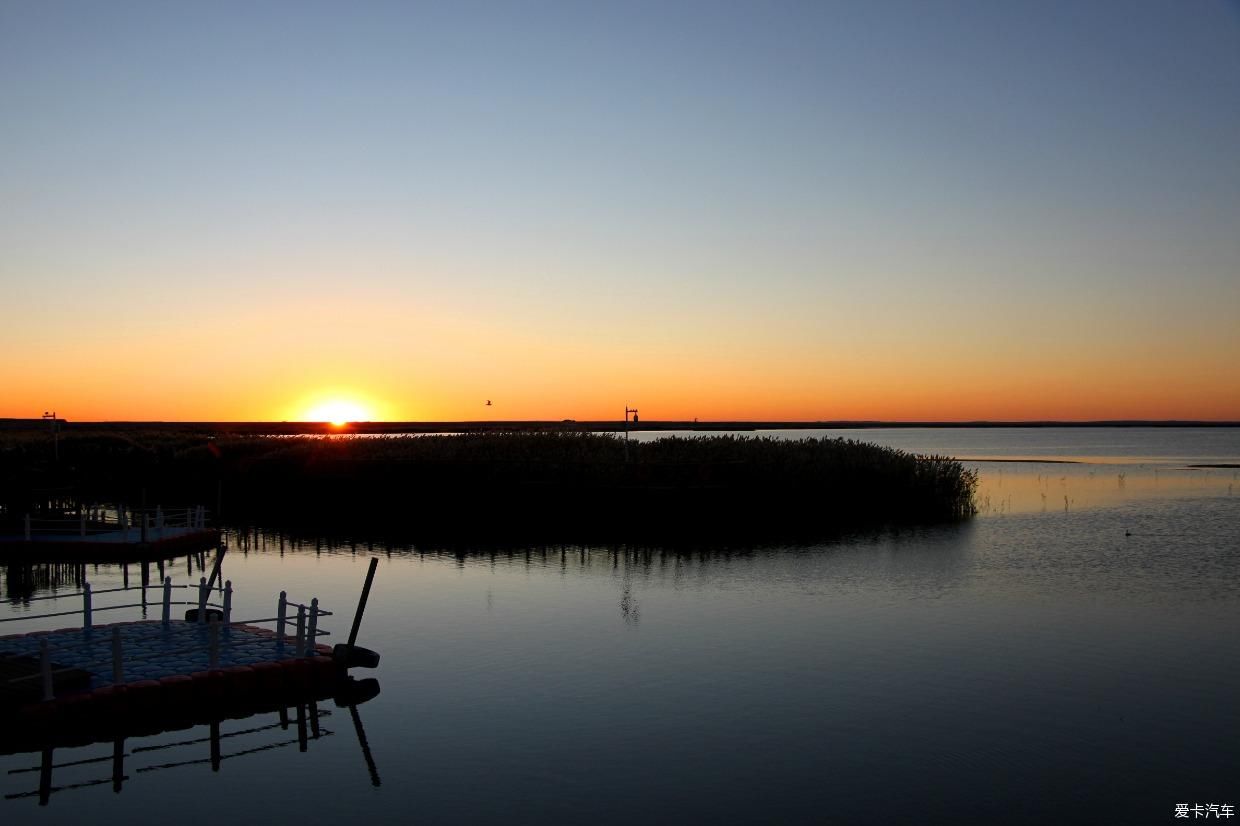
2 428 1237 824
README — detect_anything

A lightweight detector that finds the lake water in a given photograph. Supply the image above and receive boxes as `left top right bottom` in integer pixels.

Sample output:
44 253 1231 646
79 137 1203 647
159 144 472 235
2 428 1237 824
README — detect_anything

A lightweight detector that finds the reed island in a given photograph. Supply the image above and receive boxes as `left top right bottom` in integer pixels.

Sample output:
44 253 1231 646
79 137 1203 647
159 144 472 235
2 428 977 544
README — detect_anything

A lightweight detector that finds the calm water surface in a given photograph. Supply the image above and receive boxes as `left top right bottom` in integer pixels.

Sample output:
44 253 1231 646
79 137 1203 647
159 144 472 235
2 428 1237 824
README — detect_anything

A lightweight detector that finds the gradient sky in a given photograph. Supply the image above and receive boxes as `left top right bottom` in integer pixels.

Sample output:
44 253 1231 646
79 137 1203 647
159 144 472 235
2 1 1238 421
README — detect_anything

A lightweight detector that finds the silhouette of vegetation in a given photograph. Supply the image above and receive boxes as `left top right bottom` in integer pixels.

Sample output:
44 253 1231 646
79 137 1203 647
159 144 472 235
1 430 976 541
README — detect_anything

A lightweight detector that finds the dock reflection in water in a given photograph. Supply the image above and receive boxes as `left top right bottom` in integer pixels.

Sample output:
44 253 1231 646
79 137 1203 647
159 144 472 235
4 681 381 806
5 551 223 612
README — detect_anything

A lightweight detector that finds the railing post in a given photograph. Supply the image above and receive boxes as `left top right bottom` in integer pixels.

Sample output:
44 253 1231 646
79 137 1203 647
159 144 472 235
83 582 93 630
222 580 233 631
295 605 307 657
197 576 208 623
208 620 220 669
162 576 172 626
276 591 288 648
40 639 53 701
24 514 31 541
80 511 86 537
112 627 124 685
120 505 128 540
306 598 319 656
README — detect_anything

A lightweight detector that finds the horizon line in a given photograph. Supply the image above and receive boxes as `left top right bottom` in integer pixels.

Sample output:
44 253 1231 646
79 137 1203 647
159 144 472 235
3 418 1239 430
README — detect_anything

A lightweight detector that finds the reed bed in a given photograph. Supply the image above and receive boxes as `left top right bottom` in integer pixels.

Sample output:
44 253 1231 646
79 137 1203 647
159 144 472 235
1 431 977 541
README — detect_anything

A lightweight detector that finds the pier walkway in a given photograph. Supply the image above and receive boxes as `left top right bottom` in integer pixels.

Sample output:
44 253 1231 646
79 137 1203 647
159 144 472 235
0 621 326 688
0 562 335 724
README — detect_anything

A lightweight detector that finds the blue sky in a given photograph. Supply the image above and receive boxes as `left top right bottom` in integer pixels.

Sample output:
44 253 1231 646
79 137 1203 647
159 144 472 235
2 1 1238 420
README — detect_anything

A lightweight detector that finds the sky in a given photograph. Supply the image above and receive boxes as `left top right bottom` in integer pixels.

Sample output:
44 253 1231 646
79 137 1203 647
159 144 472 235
2 0 1238 422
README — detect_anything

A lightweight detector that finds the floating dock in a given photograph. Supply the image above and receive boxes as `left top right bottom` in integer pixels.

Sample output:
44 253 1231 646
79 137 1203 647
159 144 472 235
0 557 383 746
1 620 335 704
1 505 221 561
0 529 223 562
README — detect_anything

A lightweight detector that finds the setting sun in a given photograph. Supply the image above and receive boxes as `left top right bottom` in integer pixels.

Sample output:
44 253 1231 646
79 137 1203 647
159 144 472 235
303 399 373 426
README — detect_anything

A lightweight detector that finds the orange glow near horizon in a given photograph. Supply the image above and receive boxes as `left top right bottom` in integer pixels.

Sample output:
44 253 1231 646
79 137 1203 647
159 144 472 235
4 360 1240 424
2 290 1238 423
303 399 374 426
291 387 388 425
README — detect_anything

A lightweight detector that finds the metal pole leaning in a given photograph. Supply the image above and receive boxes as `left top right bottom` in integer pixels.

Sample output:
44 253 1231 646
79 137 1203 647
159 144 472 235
205 546 226 592
83 582 93 630
162 577 172 626
306 598 319 656
197 577 208 623
347 557 379 649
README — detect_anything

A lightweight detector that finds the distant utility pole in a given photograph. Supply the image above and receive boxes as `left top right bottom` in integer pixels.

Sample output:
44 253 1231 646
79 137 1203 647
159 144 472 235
624 405 639 463
624 406 639 438
42 410 58 461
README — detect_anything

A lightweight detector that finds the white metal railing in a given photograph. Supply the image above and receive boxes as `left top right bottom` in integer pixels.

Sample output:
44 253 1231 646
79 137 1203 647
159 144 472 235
0 579 332 700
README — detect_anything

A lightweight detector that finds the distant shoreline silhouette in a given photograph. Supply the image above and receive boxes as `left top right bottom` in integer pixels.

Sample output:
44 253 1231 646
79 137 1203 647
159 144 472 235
1 418 1237 435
